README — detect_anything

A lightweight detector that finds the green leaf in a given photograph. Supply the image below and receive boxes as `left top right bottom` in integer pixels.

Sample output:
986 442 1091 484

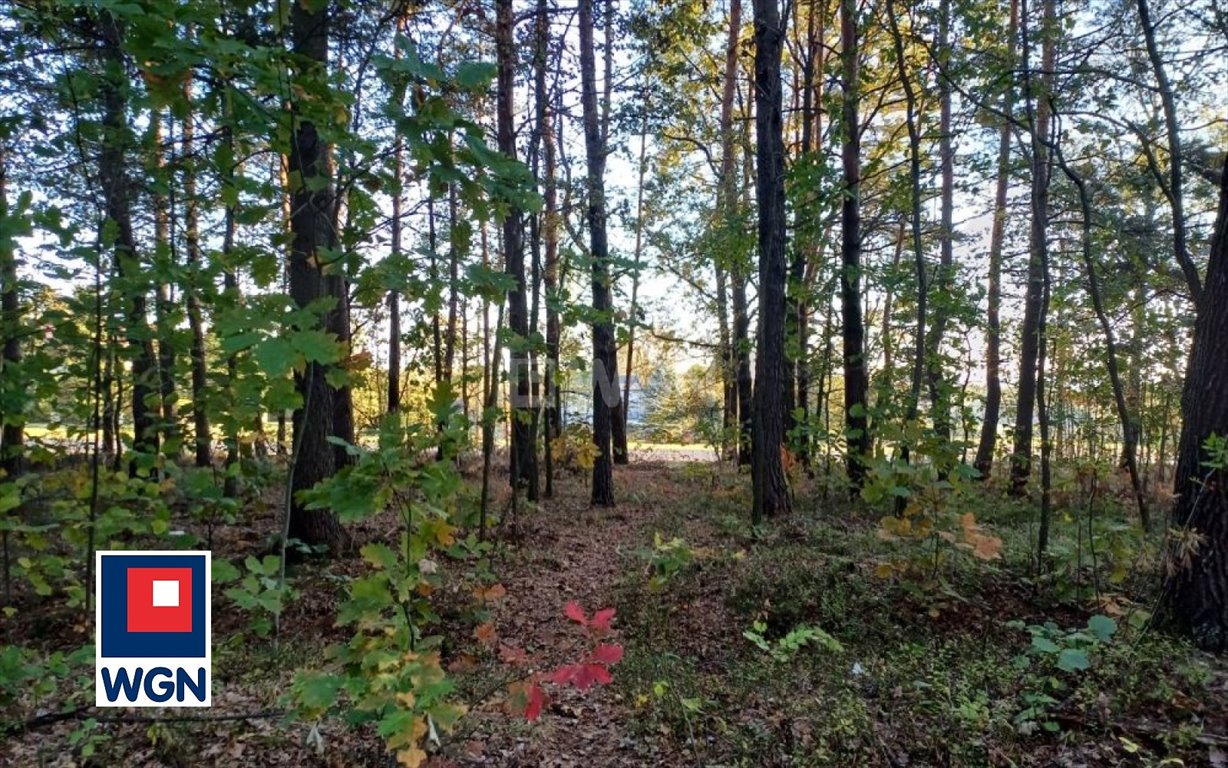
254 337 298 377
455 62 496 89
360 543 398 571
292 329 341 365
1056 648 1090 672
295 672 342 712
213 560 241 584
1087 615 1117 642
1030 636 1061 654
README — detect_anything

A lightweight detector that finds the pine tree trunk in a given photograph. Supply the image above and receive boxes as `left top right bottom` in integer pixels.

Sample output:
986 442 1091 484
0 147 22 480
388 135 402 413
974 0 1018 480
97 13 159 475
497 0 538 500
580 0 617 506
182 85 211 467
151 114 177 453
719 0 751 467
1010 0 1055 496
1167 155 1228 651
750 0 792 522
286 0 342 549
840 0 871 488
925 0 955 448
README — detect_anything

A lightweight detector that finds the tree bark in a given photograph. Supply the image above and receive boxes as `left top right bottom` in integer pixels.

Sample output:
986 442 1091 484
974 0 1018 480
719 0 752 467
0 147 22 480
286 0 343 549
1135 0 1202 306
1052 144 1150 532
580 0 617 505
840 0 871 488
181 84 211 467
925 0 955 447
97 13 159 475
496 0 539 500
751 0 792 522
1010 0 1055 496
1167 154 1228 651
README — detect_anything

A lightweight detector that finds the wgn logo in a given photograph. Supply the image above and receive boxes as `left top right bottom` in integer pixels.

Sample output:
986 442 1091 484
95 551 211 707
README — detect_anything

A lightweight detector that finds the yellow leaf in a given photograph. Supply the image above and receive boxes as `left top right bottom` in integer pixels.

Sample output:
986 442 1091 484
396 747 428 767
874 562 896 579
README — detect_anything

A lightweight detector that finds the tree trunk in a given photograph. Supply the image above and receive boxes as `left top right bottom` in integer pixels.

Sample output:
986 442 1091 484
580 0 617 506
974 0 1018 480
151 114 177 453
388 134 402 412
1010 0 1055 496
887 0 926 510
286 0 342 549
181 84 211 467
925 0 955 448
1052 144 1150 531
623 120 650 441
98 13 159 475
496 0 538 501
840 0 870 488
543 95 561 496
0 147 22 480
719 0 752 467
1167 154 1228 651
751 0 792 522
1135 0 1202 306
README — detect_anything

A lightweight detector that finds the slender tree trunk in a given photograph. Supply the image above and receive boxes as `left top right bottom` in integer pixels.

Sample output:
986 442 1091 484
751 0 792 522
1136 0 1202 306
887 0 926 509
1167 154 1228 651
580 0 617 505
445 182 460 384
719 0 752 467
497 0 538 500
926 0 955 447
286 0 342 548
151 115 177 451
1053 145 1150 531
0 147 22 481
840 0 870 488
623 121 650 439
98 13 159 474
974 0 1018 480
1010 0 1055 496
218 106 242 497
181 84 211 467
1036 243 1053 557
388 135 403 412
543 100 561 496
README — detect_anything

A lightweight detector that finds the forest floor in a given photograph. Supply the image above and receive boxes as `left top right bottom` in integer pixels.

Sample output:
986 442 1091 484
3 452 1227 767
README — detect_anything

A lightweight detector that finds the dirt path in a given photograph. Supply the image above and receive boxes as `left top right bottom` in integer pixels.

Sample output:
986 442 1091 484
454 461 687 767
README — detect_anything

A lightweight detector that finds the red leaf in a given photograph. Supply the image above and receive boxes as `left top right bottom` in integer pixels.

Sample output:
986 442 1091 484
524 683 548 721
589 643 624 665
589 607 616 631
548 664 581 686
564 601 588 626
570 663 613 691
